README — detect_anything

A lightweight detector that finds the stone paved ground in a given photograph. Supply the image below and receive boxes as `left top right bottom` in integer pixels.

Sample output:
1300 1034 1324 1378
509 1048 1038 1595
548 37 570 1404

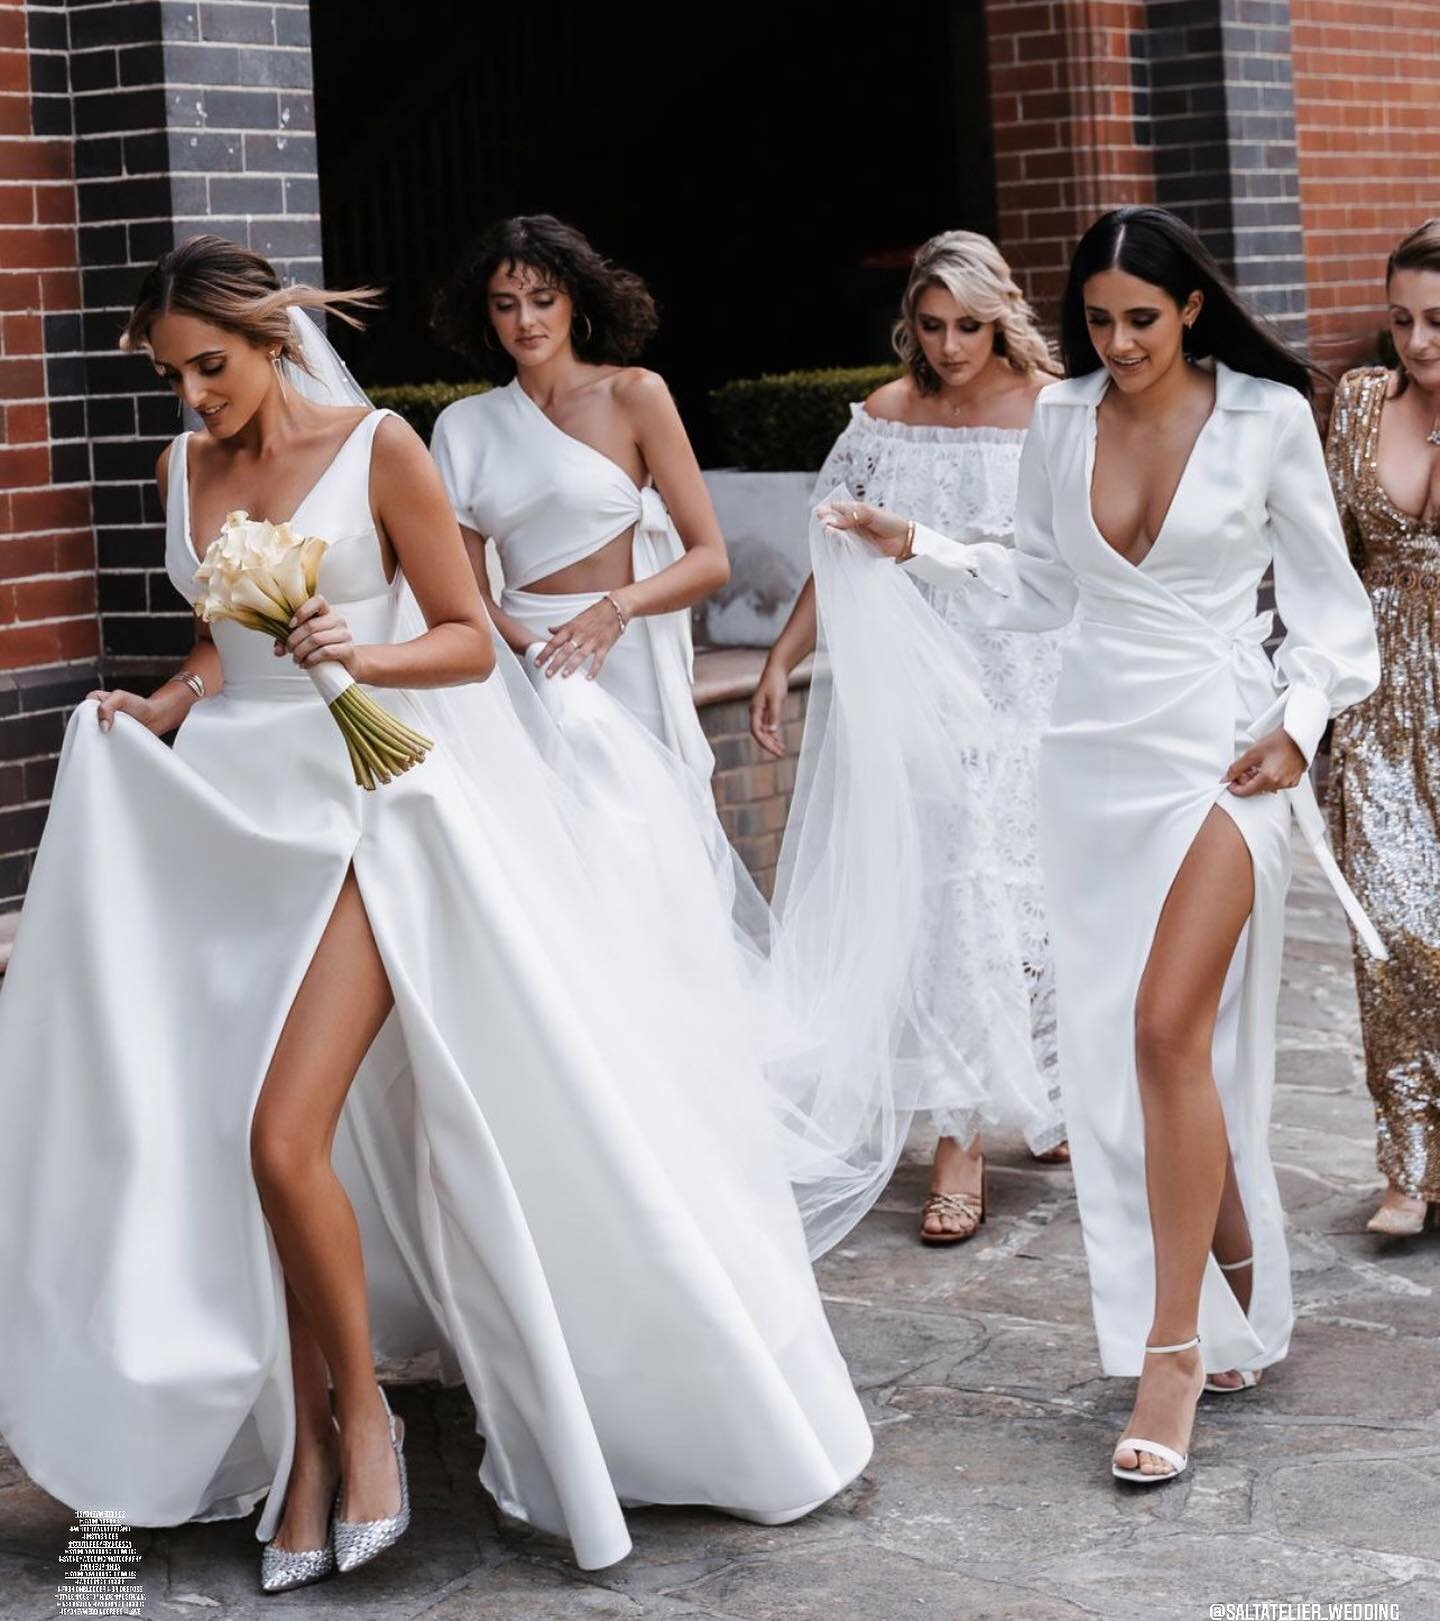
3 849 1438 1621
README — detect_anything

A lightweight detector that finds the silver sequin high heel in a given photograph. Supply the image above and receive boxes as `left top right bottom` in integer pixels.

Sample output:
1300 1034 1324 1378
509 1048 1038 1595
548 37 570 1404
332 1386 410 1575
260 1534 336 1594
259 1431 339 1594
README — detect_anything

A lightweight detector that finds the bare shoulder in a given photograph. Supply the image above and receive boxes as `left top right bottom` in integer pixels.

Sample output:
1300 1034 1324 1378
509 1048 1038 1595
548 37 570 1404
861 376 917 422
611 365 673 411
371 409 439 491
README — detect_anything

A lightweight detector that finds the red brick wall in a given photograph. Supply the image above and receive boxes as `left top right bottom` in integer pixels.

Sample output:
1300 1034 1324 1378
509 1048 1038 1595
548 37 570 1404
0 0 98 907
0 0 93 672
986 0 1154 315
1292 1 1440 374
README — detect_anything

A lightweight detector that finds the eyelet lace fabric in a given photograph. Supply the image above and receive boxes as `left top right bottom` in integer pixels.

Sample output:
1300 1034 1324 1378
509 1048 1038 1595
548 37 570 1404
814 407 1066 1143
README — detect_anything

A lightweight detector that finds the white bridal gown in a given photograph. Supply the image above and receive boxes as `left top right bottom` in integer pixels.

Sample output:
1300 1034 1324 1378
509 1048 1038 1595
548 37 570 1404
429 385 1042 1253
894 363 1381 1376
0 407 872 1570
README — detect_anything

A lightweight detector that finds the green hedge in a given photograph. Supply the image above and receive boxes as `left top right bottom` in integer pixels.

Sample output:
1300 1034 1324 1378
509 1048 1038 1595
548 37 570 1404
369 381 491 440
709 365 901 471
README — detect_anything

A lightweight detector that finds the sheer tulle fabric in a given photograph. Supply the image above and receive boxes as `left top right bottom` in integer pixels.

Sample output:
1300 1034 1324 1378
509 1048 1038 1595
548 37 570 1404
762 495 1051 1253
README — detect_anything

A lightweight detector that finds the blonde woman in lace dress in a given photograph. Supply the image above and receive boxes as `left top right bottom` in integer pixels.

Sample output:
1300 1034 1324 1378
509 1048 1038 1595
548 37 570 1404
1327 219 1440 1237
753 231 1069 1245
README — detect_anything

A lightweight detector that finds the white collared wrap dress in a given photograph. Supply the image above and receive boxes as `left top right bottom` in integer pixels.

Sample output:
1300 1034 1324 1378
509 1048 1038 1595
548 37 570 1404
899 364 1381 1375
0 409 873 1569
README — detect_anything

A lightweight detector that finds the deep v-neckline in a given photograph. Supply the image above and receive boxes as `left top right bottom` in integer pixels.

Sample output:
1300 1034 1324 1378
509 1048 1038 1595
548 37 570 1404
1085 376 1218 571
181 410 375 567
509 379 647 501
1368 383 1440 532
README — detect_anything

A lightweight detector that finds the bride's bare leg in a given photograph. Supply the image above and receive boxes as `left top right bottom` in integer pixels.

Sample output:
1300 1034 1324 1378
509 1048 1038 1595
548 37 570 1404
251 868 399 1537
1116 808 1254 1475
270 1287 340 1551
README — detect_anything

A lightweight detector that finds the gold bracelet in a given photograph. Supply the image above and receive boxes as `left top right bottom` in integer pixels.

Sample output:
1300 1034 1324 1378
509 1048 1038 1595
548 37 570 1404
604 591 630 634
167 670 205 700
897 520 917 564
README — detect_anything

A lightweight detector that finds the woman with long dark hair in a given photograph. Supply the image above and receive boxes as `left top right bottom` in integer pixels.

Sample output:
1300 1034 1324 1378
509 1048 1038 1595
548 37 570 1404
1327 218 1440 1237
822 206 1382 1483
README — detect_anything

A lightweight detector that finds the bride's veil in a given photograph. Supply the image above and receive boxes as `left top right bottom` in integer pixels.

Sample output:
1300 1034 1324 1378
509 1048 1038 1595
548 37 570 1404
283 307 1036 1260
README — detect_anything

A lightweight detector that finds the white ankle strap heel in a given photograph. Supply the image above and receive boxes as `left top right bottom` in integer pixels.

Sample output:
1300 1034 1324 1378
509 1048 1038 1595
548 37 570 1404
1112 1335 1200 1485
1204 1257 1263 1393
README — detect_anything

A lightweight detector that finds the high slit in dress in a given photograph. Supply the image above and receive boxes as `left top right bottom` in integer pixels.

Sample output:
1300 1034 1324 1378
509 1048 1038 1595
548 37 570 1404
0 408 873 1570
897 363 1382 1376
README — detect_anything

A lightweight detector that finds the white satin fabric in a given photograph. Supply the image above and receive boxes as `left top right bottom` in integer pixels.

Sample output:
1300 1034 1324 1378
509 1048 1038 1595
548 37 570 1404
901 362 1382 1376
431 382 712 783
0 407 872 1568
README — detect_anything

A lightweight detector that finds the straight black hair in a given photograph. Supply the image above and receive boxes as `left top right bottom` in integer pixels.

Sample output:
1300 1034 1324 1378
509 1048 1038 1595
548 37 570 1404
1060 207 1318 399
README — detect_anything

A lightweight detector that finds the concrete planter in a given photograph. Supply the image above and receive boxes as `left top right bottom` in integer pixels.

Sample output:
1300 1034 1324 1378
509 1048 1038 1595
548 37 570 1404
699 469 817 648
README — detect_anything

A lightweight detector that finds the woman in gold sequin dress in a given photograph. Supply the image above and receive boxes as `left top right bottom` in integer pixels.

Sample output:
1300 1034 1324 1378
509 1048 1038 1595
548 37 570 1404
1326 219 1440 1237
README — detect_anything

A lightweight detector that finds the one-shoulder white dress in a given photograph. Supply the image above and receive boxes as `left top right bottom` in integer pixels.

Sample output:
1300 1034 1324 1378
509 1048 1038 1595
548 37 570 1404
0 409 872 1570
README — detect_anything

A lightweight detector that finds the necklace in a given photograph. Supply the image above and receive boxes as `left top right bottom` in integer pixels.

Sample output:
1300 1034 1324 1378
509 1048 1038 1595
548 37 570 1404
1427 418 1440 448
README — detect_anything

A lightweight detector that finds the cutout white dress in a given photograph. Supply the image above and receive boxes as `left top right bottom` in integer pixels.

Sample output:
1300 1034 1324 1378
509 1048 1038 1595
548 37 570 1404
896 364 1382 1375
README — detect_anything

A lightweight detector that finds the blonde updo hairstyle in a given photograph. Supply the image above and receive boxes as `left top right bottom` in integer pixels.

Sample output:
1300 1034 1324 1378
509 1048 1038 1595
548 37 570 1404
893 229 1057 393
120 234 382 369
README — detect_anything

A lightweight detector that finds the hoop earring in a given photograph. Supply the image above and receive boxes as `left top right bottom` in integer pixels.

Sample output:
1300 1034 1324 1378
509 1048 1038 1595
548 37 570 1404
572 312 593 346
482 327 502 354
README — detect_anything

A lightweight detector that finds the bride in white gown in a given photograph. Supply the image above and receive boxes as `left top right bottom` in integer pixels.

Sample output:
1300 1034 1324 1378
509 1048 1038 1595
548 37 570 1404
428 216 1039 1256
0 236 872 1591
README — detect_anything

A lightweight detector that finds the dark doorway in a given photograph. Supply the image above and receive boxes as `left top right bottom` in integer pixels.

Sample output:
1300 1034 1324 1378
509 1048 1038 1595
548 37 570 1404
312 2 995 460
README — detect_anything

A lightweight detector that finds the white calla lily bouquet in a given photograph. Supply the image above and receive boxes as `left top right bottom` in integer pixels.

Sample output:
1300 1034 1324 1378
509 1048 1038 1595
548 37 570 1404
194 511 434 790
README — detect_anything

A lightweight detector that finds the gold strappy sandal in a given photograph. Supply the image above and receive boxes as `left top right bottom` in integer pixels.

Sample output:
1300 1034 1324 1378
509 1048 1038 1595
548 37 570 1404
920 1163 986 1246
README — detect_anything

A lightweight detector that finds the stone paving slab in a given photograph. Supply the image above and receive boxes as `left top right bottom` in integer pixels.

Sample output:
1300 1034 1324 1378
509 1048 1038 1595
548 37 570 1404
2 845 1437 1621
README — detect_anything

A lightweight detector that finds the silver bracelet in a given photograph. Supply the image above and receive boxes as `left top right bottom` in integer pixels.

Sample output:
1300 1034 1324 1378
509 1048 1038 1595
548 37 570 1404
168 670 205 700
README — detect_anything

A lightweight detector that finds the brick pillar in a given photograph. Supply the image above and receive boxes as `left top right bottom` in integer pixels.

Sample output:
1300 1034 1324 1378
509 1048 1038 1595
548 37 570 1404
0 0 98 911
0 0 322 913
1146 1 1309 345
985 0 1155 317
64 0 322 685
983 1 1309 345
1292 0 1440 375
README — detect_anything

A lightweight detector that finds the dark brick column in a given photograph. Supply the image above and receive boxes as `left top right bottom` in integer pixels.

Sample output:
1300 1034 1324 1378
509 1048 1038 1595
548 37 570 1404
66 0 322 683
1143 2 1309 342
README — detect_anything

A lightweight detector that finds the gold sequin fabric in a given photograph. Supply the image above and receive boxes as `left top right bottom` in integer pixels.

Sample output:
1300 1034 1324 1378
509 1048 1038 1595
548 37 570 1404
1325 367 1440 1199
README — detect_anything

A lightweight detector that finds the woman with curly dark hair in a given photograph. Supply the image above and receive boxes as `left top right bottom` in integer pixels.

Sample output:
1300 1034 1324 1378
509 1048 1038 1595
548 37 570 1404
431 215 728 781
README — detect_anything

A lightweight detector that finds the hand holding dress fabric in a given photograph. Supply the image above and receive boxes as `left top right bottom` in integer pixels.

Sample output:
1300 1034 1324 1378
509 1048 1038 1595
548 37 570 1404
815 498 910 557
1224 728 1308 796
86 685 187 735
